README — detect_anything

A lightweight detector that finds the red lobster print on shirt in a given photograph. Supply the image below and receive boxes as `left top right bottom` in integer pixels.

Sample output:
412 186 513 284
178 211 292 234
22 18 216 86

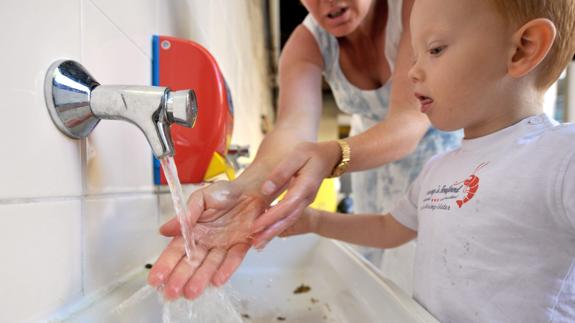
454 162 488 208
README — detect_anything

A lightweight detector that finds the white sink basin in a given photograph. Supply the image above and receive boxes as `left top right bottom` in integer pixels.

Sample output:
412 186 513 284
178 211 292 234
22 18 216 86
55 236 438 323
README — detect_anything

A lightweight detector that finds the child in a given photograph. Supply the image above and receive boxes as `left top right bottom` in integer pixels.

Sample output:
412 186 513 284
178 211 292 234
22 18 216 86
281 0 575 322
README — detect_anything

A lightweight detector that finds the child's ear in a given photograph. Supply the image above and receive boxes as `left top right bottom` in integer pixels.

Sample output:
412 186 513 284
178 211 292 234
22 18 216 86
508 18 556 78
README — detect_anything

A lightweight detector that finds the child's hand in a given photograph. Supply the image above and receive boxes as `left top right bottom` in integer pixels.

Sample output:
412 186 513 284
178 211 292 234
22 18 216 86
279 208 319 237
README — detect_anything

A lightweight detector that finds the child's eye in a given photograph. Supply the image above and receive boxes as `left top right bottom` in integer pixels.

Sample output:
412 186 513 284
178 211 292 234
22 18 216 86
429 45 447 56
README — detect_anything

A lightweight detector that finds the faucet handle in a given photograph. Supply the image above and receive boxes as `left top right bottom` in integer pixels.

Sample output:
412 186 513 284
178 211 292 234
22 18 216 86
226 144 250 171
166 90 198 128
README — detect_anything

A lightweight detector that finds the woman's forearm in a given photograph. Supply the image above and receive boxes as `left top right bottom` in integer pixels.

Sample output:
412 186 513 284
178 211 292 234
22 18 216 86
231 25 325 196
345 110 430 172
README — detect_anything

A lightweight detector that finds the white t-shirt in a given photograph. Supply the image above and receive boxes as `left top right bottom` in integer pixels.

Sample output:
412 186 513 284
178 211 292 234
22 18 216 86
392 114 575 323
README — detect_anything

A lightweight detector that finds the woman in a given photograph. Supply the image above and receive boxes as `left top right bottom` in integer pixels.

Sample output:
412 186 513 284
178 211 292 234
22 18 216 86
149 0 460 300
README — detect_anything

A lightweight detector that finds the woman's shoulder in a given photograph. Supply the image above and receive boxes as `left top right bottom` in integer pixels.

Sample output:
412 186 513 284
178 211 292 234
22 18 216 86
297 14 339 71
301 14 337 51
279 23 325 70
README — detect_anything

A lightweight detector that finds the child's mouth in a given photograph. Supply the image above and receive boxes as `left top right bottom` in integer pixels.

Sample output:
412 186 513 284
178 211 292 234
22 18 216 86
415 93 434 113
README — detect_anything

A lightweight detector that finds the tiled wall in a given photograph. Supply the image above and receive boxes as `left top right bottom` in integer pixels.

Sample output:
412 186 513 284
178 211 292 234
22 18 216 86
0 0 270 322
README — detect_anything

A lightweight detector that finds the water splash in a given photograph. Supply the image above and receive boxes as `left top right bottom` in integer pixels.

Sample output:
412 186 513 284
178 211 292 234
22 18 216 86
161 287 243 323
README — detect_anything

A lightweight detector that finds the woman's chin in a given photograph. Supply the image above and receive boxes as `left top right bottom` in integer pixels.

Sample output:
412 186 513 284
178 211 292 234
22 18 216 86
327 27 352 37
323 20 356 37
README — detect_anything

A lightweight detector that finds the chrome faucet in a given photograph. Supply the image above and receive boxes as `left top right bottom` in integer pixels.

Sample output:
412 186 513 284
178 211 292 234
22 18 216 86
44 60 198 158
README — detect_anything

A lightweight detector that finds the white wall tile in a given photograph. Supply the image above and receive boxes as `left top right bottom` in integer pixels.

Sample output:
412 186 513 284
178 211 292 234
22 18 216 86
158 190 174 225
0 201 82 323
157 183 202 225
156 0 193 39
84 195 166 294
0 0 83 199
83 0 155 195
88 0 156 57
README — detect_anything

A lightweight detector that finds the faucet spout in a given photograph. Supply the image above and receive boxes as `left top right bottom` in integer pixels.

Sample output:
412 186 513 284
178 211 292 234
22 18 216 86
90 85 197 158
44 60 198 158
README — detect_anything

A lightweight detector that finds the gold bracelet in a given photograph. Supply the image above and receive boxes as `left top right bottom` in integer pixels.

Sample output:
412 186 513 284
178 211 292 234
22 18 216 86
329 139 351 178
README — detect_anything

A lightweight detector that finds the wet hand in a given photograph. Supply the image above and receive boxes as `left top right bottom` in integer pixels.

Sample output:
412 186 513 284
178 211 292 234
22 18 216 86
147 181 267 300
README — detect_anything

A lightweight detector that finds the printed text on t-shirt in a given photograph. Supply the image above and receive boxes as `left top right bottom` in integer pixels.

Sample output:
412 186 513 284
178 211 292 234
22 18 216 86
420 162 489 211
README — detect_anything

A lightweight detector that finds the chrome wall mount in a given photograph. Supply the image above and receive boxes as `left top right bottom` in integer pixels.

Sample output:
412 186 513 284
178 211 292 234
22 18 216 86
44 60 198 158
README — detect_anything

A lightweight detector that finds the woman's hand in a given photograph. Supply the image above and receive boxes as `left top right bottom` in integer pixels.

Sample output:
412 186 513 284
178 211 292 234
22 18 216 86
147 181 267 300
251 141 340 248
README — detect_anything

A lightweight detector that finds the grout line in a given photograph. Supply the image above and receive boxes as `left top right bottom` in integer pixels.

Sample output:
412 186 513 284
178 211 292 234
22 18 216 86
80 125 88 296
80 0 89 296
80 0 85 62
154 0 159 36
0 191 158 205
83 191 158 200
0 196 83 205
87 0 150 58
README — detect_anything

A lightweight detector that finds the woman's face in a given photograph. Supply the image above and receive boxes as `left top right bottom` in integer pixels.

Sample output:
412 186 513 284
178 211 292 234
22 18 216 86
301 0 374 37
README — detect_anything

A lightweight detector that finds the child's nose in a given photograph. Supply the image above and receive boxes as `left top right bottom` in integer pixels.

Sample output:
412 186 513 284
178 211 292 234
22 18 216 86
408 62 423 83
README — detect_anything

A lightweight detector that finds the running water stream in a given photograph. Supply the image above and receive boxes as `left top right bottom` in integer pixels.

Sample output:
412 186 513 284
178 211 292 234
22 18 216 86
157 157 243 323
160 157 196 259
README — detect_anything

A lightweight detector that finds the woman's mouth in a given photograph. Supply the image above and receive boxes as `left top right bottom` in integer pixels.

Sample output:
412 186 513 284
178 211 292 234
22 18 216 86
327 7 348 19
415 93 434 113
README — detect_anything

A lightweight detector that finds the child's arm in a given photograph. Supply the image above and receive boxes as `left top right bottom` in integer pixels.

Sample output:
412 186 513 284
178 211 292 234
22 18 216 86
280 208 417 249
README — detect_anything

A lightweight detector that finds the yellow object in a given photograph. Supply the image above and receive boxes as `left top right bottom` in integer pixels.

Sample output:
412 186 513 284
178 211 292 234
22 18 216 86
277 178 338 212
204 152 236 181
205 152 337 212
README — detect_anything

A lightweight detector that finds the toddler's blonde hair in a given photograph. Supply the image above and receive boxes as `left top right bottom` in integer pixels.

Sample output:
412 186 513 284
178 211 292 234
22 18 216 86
489 0 575 89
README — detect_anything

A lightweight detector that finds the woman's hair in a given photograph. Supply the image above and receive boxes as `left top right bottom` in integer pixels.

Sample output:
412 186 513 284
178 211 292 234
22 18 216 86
489 0 575 89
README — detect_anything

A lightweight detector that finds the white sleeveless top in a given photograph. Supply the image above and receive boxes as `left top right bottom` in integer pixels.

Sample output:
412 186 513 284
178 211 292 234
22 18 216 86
303 0 402 121
302 0 462 214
